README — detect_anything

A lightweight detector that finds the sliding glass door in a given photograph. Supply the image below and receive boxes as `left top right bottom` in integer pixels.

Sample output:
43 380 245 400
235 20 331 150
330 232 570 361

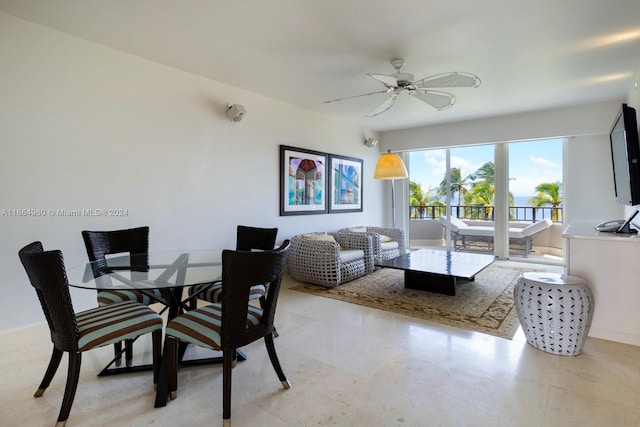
507 139 563 261
408 138 563 264
447 145 496 252
408 144 495 252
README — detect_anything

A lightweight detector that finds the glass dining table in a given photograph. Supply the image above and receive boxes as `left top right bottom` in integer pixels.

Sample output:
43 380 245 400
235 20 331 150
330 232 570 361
65 250 236 407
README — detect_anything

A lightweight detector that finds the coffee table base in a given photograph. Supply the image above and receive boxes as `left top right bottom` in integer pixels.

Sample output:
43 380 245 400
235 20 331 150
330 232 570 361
405 270 474 296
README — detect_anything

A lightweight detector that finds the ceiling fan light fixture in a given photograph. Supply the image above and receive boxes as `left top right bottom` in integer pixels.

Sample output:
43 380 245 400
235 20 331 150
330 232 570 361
394 72 414 84
325 58 479 117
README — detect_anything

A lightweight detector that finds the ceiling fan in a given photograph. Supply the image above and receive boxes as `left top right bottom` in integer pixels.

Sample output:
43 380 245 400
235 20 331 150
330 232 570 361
325 58 481 117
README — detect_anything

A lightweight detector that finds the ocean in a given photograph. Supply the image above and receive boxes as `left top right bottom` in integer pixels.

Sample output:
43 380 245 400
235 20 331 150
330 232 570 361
513 196 532 206
512 196 561 221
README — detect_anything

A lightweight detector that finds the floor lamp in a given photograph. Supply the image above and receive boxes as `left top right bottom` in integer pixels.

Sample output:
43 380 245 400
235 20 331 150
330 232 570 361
374 150 408 228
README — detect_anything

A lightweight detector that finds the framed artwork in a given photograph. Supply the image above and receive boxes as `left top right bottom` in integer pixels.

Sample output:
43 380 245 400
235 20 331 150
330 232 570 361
280 145 328 216
329 154 363 213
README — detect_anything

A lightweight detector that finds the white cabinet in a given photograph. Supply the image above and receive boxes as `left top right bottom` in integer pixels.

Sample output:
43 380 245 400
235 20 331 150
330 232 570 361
563 220 640 346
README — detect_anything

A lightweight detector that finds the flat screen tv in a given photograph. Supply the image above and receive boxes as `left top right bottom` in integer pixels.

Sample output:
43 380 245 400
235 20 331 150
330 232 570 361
610 103 640 206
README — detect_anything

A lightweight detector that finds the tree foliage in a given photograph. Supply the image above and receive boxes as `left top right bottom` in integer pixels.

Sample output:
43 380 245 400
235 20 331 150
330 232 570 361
528 181 563 221
410 180 443 218
415 161 561 221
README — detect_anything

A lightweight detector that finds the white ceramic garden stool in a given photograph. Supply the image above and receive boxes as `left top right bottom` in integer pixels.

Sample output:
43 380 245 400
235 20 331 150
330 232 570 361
514 272 594 356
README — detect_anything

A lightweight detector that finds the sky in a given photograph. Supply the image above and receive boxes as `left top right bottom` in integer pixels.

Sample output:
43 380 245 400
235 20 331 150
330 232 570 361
408 138 563 199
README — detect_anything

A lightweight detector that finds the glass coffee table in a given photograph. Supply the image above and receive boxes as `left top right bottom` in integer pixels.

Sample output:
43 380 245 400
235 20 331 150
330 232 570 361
375 249 496 296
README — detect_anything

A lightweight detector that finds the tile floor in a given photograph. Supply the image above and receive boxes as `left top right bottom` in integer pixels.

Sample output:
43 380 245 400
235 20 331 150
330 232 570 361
2 261 640 427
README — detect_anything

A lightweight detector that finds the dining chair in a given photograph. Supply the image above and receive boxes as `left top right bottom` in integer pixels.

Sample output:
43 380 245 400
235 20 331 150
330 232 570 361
18 241 163 427
187 225 278 307
82 226 164 367
164 240 291 427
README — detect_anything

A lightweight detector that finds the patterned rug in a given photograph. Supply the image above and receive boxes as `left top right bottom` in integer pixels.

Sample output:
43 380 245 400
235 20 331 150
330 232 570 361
290 265 528 339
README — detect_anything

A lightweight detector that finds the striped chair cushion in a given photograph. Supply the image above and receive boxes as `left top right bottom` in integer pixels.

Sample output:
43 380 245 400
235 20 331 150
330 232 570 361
165 303 263 351
189 283 266 304
97 288 164 306
76 301 163 352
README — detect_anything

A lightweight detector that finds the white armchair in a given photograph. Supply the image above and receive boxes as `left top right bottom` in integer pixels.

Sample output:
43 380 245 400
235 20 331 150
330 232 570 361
288 232 374 288
340 226 408 262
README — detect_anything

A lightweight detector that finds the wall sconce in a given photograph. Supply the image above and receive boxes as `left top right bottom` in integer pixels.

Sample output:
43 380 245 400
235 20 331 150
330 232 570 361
364 137 378 148
226 103 246 122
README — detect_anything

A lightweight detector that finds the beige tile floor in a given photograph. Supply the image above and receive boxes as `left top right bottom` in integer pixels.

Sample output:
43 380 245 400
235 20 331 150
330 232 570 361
3 261 640 427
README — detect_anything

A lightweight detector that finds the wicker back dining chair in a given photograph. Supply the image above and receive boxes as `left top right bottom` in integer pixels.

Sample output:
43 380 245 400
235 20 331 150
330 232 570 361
188 225 278 308
235 225 278 251
164 240 291 427
19 241 163 427
82 226 163 367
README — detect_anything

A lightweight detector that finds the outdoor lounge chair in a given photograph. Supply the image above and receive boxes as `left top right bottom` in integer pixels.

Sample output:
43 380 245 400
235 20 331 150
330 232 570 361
437 216 552 257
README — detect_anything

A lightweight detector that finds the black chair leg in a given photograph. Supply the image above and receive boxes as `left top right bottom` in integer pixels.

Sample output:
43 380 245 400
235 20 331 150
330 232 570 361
222 349 236 426
58 352 82 427
113 341 123 367
152 330 162 386
125 339 134 367
34 347 63 397
167 337 178 400
264 334 290 389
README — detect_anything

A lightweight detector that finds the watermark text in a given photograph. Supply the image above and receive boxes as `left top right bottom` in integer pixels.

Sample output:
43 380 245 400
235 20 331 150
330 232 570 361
1 208 129 217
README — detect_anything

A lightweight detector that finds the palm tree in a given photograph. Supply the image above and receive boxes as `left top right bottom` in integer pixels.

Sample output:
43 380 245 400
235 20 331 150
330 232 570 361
410 181 443 218
437 161 520 220
409 181 426 218
438 167 470 210
528 181 562 221
465 162 494 219
463 162 518 220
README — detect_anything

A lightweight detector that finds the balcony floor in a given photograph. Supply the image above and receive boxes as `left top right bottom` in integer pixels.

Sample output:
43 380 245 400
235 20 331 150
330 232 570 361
409 242 564 266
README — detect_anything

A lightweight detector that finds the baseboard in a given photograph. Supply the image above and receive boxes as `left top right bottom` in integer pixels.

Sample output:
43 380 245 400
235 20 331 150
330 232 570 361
588 327 640 347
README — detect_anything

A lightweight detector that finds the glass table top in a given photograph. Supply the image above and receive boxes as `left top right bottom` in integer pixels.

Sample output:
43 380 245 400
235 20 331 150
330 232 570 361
65 250 223 290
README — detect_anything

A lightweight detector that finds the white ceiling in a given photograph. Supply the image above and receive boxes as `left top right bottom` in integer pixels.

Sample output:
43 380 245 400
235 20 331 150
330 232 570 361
2 0 640 131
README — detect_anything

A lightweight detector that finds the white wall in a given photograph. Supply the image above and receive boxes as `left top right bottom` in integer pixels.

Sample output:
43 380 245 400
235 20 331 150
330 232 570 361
564 135 624 224
379 101 622 150
0 13 384 331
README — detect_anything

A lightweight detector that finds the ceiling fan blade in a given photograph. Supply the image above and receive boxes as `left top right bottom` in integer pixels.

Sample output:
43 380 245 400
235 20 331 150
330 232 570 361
411 90 456 110
324 89 391 104
365 94 398 117
414 72 481 88
367 73 398 87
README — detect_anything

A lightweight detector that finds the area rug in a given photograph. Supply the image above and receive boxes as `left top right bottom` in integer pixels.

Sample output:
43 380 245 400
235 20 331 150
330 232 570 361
291 265 530 339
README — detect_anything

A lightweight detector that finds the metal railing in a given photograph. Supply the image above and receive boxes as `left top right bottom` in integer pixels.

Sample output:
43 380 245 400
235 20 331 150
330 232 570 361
409 205 563 223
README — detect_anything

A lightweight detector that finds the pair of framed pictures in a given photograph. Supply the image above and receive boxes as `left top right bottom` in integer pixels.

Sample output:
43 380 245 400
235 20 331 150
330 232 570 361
280 145 363 216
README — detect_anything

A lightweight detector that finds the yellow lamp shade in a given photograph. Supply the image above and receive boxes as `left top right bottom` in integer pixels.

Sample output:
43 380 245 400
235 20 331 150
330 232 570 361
374 152 408 180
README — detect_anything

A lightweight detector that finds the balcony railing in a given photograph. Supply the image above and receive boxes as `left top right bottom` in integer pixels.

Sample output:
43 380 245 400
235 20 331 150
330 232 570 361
409 205 563 223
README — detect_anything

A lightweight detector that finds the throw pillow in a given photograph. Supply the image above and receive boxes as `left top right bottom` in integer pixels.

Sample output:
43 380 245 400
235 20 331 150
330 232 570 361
378 234 393 243
302 233 338 244
347 227 367 233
